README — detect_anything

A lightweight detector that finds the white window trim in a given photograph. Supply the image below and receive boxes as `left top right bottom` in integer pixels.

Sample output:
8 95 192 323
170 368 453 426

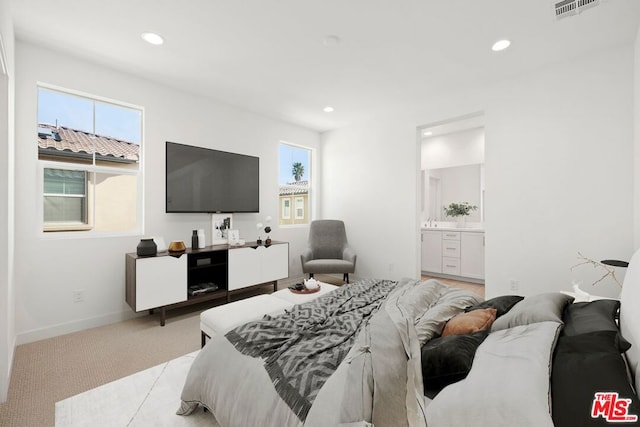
36 82 145 239
279 140 314 227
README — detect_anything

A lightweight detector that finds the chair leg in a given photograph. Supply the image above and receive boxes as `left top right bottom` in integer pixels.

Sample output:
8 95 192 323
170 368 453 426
201 331 209 348
309 273 314 279
343 273 349 283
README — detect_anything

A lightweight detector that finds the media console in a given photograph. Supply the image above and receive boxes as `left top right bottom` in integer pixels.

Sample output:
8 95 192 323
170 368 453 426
125 241 289 326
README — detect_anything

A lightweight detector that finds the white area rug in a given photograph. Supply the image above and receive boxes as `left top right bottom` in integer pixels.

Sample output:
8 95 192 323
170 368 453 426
55 351 218 426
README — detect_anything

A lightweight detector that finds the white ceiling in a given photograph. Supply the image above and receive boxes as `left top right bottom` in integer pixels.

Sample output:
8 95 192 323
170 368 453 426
9 0 640 133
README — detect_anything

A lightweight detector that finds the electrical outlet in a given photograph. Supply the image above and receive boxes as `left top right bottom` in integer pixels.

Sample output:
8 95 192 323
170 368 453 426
509 279 519 291
73 289 84 303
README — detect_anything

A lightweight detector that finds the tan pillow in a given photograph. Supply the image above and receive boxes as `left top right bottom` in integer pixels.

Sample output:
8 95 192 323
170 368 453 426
442 308 497 337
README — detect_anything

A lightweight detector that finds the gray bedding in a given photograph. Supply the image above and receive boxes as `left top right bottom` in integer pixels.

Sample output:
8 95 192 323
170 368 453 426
177 278 566 427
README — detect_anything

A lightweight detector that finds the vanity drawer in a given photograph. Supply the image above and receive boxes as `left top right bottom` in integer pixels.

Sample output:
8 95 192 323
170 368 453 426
442 240 460 258
442 257 461 275
442 231 460 241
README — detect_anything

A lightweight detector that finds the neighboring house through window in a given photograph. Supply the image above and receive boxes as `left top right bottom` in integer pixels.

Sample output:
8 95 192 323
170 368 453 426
37 85 143 234
278 142 310 225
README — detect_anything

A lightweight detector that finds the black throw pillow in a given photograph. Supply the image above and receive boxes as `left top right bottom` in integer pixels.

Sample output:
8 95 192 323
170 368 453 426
552 331 640 427
562 299 631 352
464 295 524 318
421 330 488 395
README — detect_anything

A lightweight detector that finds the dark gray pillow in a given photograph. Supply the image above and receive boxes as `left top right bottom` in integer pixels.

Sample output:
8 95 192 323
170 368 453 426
491 292 574 332
465 295 524 318
561 299 630 352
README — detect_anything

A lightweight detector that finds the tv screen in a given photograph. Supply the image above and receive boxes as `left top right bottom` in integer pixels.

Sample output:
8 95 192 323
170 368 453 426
166 142 259 213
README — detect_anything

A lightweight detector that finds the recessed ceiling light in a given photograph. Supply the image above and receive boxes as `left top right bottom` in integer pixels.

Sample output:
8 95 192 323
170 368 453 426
323 106 334 113
492 39 511 52
423 131 433 137
141 32 164 46
322 35 341 47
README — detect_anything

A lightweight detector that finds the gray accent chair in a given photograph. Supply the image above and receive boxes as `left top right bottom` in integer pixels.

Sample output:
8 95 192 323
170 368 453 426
300 220 357 283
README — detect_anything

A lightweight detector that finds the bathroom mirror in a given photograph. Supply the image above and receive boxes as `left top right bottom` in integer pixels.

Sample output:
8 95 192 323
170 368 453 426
424 163 484 222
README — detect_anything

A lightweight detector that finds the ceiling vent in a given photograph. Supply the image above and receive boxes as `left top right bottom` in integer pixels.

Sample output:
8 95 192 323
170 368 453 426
554 0 600 19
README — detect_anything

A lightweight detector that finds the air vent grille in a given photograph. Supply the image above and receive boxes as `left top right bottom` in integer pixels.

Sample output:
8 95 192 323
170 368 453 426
554 0 600 19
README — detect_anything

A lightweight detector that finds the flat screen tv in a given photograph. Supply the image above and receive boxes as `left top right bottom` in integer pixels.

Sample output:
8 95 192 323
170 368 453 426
166 141 259 213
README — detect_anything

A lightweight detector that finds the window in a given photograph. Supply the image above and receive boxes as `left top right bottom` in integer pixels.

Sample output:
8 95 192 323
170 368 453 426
282 199 291 219
37 85 142 234
278 143 311 225
43 169 87 225
295 197 304 220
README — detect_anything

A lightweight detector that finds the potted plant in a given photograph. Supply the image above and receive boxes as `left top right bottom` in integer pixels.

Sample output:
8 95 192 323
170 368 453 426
443 202 478 227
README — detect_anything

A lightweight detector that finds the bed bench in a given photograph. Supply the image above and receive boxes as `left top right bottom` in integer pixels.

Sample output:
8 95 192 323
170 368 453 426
200 283 339 347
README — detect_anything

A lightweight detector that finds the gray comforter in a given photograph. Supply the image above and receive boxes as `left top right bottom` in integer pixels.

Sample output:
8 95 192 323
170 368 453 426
177 278 560 426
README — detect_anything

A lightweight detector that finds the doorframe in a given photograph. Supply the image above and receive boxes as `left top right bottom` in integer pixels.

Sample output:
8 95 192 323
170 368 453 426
415 112 485 279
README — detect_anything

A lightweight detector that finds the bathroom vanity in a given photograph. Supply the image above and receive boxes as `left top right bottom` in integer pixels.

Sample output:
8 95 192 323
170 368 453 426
421 227 484 282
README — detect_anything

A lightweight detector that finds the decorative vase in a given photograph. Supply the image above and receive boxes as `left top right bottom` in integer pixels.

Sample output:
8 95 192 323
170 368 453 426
191 230 199 249
168 240 186 253
137 238 157 257
265 237 272 246
457 216 466 228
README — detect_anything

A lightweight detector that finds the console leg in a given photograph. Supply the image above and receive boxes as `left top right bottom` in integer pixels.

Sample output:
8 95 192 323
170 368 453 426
160 307 166 327
344 273 349 283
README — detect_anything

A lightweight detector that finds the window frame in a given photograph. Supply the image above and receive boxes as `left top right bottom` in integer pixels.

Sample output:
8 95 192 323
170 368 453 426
37 82 144 239
278 141 313 227
282 198 291 220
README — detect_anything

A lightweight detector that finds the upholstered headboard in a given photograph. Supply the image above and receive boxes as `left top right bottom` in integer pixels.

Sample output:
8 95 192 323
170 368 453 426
620 248 640 390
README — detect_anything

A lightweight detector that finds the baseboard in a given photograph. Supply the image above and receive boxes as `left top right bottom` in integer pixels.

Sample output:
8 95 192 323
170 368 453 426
16 309 142 346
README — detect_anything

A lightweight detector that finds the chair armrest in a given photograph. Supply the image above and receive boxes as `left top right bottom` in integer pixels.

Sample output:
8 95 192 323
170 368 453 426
342 246 357 264
300 247 313 264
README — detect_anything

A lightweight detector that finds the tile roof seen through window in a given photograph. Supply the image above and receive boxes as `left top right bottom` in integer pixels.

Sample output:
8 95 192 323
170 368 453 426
37 123 139 162
279 180 309 196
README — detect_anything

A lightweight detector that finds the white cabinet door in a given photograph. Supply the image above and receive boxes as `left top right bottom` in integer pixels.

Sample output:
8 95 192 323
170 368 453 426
136 255 187 311
228 247 261 291
228 243 289 291
460 232 485 279
421 231 442 273
260 243 289 283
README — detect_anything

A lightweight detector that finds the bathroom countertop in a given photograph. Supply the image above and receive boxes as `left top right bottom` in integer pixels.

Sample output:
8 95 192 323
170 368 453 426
421 226 484 232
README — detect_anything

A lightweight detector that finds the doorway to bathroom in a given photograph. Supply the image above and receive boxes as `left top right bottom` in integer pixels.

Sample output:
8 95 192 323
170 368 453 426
417 112 485 287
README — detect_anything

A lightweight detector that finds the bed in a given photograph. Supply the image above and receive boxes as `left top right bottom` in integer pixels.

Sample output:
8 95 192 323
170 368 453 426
177 250 640 426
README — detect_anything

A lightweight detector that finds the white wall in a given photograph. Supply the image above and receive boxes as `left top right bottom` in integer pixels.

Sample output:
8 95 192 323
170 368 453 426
14 41 320 344
322 43 635 299
635 26 640 248
0 0 15 402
